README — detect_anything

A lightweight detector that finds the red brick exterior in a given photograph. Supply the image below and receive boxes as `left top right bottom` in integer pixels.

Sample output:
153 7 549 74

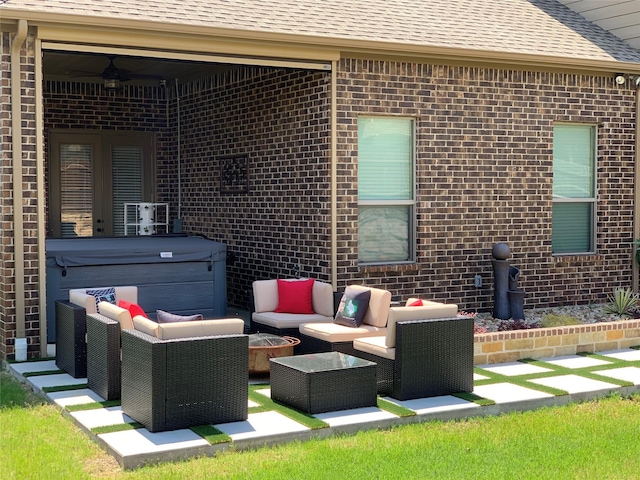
2 35 638 359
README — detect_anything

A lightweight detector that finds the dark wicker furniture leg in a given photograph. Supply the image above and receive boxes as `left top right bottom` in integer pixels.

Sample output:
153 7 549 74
55 300 87 378
86 314 122 400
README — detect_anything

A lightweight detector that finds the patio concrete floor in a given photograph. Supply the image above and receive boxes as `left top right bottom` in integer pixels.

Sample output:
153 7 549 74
8 346 640 470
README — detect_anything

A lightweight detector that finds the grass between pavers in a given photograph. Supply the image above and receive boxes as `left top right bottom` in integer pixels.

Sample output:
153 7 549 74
42 383 88 393
474 352 640 396
248 384 329 429
23 369 65 377
5 369 640 478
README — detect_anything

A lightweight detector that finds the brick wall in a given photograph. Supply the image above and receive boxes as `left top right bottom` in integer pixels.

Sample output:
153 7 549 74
474 320 640 364
335 59 637 311
2 50 638 358
1 33 39 359
162 68 332 307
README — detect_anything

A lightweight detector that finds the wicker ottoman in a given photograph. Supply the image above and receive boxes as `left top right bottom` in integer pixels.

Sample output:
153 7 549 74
269 351 377 414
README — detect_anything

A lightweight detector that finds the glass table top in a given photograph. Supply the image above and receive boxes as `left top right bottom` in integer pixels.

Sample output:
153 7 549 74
270 351 375 373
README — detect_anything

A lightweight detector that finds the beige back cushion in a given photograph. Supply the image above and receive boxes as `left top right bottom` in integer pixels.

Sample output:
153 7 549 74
133 316 245 340
252 279 334 316
69 286 138 314
385 303 458 348
344 285 391 328
97 301 135 331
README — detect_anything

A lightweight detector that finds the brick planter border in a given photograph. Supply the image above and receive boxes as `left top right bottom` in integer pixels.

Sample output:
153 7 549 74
474 320 640 364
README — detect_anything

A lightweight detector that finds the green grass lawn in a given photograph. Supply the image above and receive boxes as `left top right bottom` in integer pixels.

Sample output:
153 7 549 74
2 370 640 480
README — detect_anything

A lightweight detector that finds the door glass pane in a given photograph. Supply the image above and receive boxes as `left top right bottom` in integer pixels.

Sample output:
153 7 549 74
112 145 144 236
358 205 410 262
60 144 93 237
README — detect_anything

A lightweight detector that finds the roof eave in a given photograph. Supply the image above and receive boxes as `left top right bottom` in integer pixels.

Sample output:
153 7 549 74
2 9 639 74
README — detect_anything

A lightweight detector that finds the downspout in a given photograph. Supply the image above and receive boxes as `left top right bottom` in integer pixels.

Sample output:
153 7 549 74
633 78 640 293
35 36 47 357
330 60 337 291
11 20 28 344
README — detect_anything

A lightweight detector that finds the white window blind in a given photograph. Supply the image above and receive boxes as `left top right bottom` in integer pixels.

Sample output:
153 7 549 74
552 124 596 254
60 144 93 237
112 146 144 236
358 117 415 263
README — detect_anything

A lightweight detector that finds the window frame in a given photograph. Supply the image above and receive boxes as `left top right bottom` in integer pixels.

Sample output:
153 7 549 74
551 123 597 255
357 116 417 266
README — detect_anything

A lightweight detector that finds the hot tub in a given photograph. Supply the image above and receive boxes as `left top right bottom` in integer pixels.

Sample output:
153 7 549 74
45 235 227 342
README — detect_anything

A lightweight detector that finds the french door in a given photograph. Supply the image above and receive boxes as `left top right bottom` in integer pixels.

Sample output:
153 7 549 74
49 131 155 238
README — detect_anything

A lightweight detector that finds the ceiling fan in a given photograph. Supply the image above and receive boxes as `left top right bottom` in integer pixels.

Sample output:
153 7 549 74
72 55 164 91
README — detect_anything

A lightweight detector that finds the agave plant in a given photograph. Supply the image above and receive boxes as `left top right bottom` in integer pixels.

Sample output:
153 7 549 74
604 288 639 316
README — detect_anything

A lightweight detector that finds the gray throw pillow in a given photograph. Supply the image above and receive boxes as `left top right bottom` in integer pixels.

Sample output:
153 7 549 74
156 310 204 324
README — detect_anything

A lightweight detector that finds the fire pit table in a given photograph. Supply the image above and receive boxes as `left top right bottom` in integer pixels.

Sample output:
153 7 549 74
269 351 377 414
248 333 300 374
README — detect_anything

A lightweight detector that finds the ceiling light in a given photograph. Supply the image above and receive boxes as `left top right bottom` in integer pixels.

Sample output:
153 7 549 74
103 77 120 91
614 74 626 85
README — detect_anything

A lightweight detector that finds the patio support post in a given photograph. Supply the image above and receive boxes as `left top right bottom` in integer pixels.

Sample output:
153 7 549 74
330 59 338 291
11 20 28 342
633 79 640 293
35 35 47 357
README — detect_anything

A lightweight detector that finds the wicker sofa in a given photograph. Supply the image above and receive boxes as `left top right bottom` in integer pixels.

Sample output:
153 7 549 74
352 313 474 400
298 291 458 357
297 285 392 355
86 303 245 401
249 279 339 338
120 327 249 432
55 286 138 378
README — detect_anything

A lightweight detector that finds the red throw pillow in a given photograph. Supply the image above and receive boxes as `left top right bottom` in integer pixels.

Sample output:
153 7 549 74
274 279 315 314
408 299 424 307
118 299 149 319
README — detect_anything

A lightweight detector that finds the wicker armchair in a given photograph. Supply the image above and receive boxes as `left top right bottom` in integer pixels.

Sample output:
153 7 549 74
353 316 474 400
120 329 249 432
55 286 138 378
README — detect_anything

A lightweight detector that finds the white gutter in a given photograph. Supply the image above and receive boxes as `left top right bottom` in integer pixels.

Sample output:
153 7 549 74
330 60 338 291
11 19 28 341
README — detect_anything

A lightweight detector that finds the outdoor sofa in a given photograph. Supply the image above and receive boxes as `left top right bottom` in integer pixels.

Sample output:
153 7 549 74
86 302 245 401
249 279 340 338
297 285 393 355
298 290 458 356
353 312 474 400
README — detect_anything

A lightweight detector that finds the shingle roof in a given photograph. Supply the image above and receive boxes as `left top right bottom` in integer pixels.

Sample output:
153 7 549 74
2 0 640 64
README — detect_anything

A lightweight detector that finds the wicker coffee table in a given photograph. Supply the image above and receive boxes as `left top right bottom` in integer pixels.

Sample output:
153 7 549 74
269 351 377 414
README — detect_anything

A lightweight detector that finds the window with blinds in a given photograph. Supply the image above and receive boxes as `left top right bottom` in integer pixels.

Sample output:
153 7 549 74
112 145 144 236
60 144 93 237
552 124 596 254
357 117 415 264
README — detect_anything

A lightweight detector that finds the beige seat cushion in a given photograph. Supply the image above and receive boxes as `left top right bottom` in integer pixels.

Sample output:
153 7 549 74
252 311 333 330
252 279 335 317
354 336 395 360
299 322 386 343
385 303 458 348
96 301 134 331
133 316 245 340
